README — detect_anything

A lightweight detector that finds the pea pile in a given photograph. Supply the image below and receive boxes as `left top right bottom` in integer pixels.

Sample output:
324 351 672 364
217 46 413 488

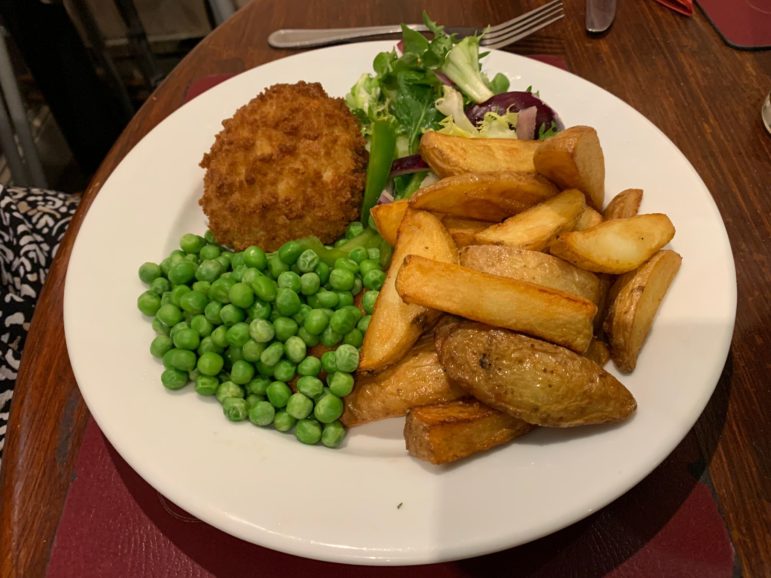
135 223 387 447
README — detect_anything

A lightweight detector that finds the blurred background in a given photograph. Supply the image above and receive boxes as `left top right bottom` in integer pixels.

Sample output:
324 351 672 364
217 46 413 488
0 0 249 193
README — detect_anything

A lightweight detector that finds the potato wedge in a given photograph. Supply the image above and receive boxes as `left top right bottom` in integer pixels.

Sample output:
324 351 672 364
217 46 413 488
396 255 597 352
584 338 611 366
370 199 408 246
442 216 491 248
473 188 586 250
438 322 637 427
575 206 603 230
404 399 534 464
342 338 465 426
420 131 539 177
549 213 675 274
533 126 605 209
459 245 604 306
410 171 558 222
604 249 682 372
359 209 458 372
603 188 643 220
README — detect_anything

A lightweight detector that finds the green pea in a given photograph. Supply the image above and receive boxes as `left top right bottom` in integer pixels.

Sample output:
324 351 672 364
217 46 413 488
275 288 301 316
245 393 264 409
293 303 311 324
357 315 371 333
284 336 307 364
273 410 296 432
321 351 337 374
225 322 250 347
321 421 346 448
216 380 244 404
266 381 292 408
198 336 222 355
335 344 359 373
273 360 296 383
248 400 275 426
210 325 228 349
299 272 321 296
160 292 173 307
247 376 270 396
256 360 277 377
286 393 314 420
240 268 261 286
315 261 331 284
209 277 235 303
315 290 339 309
268 253 290 278
273 317 298 342
241 339 266 363
173 327 200 351
228 282 255 309
214 255 230 271
296 249 320 273
190 314 213 337
297 355 321 377
260 342 284 366
195 374 219 396
358 259 380 277
296 375 324 399
363 269 386 290
199 243 222 261
295 418 322 444
170 285 191 308
320 326 342 348
345 221 365 239
230 252 246 271
180 233 206 254
248 301 272 321
230 359 255 385
252 275 277 302
334 257 358 274
149 277 170 296
278 240 303 265
164 348 197 372
203 230 217 243
168 260 196 286
219 303 245 326
277 271 302 292
197 351 224 376
243 246 267 269
161 368 189 390
297 327 319 347
249 319 275 344
351 277 363 296
362 291 379 314
335 291 354 307
367 247 381 262
139 261 162 284
328 372 354 397
329 268 355 291
314 392 344 424
152 317 170 336
223 397 248 421
150 334 173 358
343 328 363 348
179 290 208 315
204 301 223 324
348 246 368 263
169 321 190 340
137 291 162 316
329 308 357 335
303 309 329 336
192 280 211 297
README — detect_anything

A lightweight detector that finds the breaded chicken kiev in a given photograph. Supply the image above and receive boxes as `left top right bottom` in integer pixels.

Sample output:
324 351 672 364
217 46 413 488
199 82 367 251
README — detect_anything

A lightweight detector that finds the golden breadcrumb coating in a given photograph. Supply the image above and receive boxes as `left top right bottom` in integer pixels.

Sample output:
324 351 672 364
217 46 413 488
199 81 367 251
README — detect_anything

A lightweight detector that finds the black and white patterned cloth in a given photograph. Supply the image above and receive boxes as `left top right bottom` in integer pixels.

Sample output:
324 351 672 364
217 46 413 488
0 185 80 467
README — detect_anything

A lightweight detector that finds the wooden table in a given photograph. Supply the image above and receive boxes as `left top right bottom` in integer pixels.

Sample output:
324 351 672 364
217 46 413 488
1 0 769 575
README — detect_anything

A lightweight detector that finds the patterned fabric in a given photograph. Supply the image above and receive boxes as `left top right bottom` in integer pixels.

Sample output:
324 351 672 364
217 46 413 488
0 185 80 467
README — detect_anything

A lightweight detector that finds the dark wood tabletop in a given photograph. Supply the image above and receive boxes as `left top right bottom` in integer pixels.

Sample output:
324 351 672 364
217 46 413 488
1 0 769 576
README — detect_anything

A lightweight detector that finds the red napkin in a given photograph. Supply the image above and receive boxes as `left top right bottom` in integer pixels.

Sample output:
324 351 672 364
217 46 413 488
653 0 694 16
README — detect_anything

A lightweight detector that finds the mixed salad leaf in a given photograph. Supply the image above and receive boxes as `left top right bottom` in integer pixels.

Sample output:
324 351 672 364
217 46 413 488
345 13 564 224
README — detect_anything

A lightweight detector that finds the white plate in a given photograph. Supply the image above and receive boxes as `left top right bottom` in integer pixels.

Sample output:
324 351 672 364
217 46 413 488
64 42 736 565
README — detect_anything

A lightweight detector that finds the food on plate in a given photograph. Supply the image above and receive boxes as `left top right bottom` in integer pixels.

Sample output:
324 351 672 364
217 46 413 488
472 188 586 250
459 245 605 306
436 322 637 427
395 255 597 353
419 131 539 177
584 338 611 366
603 188 643 220
359 209 458 372
370 199 408 246
532 125 605 210
604 249 682 372
441 216 491 247
549 213 676 274
575 206 603 230
341 336 465 426
409 171 559 221
404 399 535 464
199 81 367 251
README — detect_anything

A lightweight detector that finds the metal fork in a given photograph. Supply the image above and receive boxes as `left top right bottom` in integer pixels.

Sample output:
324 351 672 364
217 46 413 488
268 1 565 50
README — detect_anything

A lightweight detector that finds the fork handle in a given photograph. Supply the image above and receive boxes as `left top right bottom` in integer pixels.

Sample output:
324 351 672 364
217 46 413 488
268 24 428 48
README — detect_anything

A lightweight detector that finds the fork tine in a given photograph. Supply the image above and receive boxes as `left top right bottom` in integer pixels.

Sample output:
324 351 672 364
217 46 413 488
485 0 562 36
481 6 564 49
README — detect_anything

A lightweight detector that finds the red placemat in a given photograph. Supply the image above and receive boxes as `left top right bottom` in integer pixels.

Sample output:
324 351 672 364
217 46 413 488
696 0 771 49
